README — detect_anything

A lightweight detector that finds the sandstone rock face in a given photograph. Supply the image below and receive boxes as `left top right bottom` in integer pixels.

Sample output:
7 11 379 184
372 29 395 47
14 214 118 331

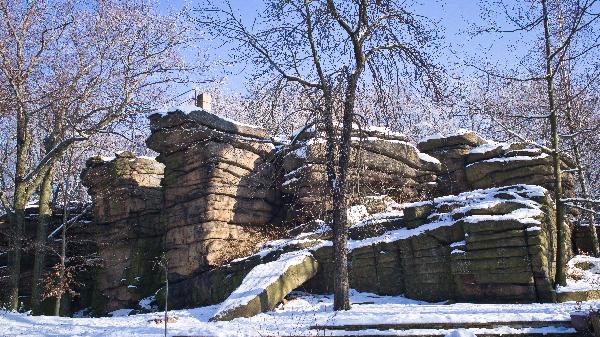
210 251 318 321
146 110 281 281
417 130 488 196
81 152 165 314
282 126 440 224
465 144 576 196
418 131 575 197
304 185 561 303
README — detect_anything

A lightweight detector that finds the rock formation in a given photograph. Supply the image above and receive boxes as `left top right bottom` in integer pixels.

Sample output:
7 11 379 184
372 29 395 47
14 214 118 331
417 130 488 195
418 130 576 197
210 250 318 321
81 151 165 313
68 112 581 318
304 184 561 303
282 125 441 224
146 110 282 282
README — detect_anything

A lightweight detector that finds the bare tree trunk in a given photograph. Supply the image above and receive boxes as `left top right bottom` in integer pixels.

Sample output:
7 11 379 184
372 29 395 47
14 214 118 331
164 257 168 337
54 188 68 316
332 124 351 310
541 0 567 287
53 221 66 316
571 144 600 255
10 105 32 311
322 102 351 310
31 166 55 314
9 197 26 311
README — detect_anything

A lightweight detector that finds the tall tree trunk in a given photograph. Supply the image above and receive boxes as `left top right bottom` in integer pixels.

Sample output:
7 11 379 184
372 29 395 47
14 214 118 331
331 68 362 310
31 166 55 314
541 0 567 287
322 99 350 310
10 104 32 311
54 192 68 316
571 144 600 255
332 119 351 310
9 195 27 311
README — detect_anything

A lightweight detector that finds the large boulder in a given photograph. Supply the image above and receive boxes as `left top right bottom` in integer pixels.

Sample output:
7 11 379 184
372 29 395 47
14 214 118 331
417 129 487 196
210 251 318 321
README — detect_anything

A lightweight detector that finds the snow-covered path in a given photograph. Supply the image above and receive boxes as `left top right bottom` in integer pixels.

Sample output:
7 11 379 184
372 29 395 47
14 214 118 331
0 290 593 336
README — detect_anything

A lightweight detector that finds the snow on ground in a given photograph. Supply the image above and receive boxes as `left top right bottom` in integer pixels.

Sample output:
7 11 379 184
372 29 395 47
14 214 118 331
444 329 477 337
0 290 592 337
347 204 370 225
557 255 600 293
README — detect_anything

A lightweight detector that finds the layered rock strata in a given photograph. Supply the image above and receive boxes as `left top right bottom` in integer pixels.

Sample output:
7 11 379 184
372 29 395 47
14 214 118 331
464 142 576 195
305 184 561 303
282 126 441 224
417 130 487 195
418 130 575 197
168 184 562 313
81 152 165 313
146 110 281 281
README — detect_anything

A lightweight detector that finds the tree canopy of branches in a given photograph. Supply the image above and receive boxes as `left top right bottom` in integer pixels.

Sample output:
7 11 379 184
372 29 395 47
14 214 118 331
195 0 446 310
470 0 600 285
0 0 191 312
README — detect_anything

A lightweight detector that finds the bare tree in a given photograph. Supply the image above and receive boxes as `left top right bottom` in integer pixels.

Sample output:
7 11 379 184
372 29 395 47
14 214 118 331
554 1 600 257
0 0 191 311
472 0 600 285
195 0 445 310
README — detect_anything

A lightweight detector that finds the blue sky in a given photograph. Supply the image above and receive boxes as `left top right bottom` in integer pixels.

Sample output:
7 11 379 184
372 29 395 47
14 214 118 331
156 0 536 98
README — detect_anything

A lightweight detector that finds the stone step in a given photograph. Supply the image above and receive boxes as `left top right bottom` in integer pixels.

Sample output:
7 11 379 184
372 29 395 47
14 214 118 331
313 319 572 331
304 330 579 337
176 329 580 337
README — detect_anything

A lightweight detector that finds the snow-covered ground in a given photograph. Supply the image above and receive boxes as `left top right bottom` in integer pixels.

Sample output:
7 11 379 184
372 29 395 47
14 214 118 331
1 290 593 337
558 255 600 293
